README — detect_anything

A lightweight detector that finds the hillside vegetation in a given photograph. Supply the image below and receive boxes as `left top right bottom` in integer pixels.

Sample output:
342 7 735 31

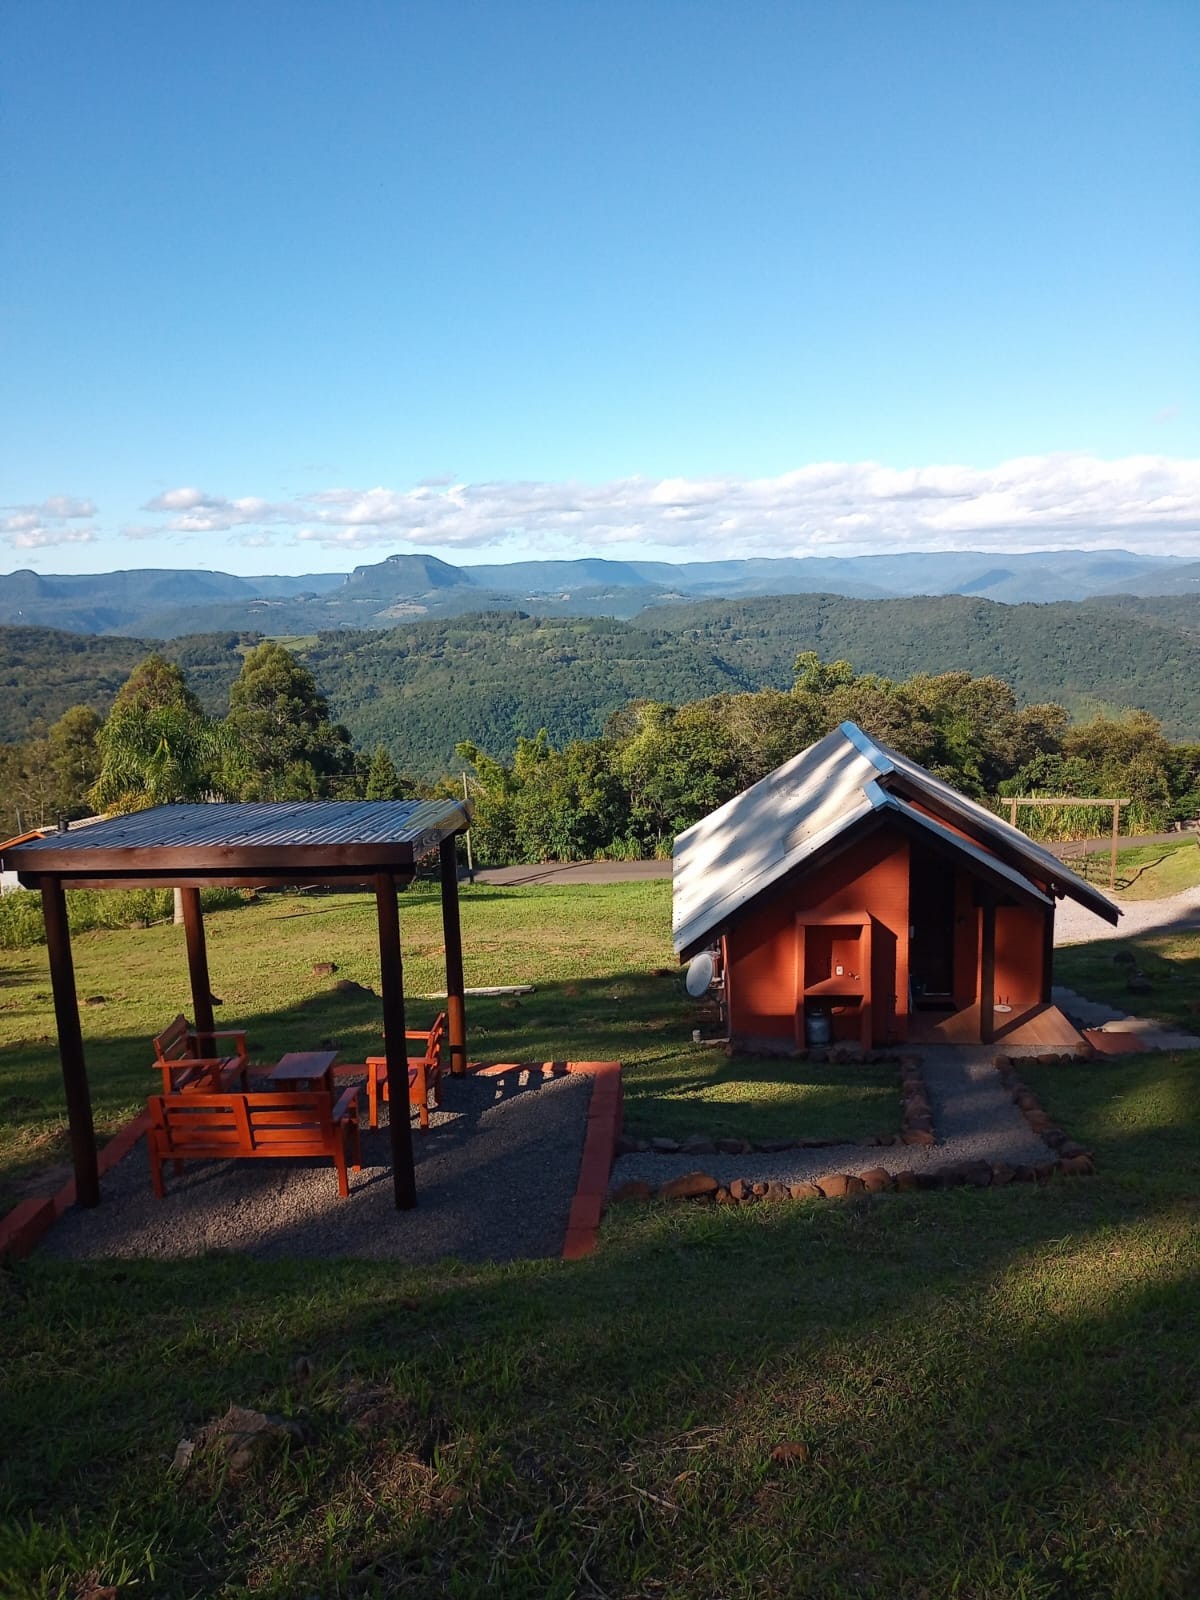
4 590 1200 775
643 593 1200 737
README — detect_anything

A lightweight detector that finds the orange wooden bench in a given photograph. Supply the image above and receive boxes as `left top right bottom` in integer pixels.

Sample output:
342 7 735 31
153 1014 250 1095
147 1087 362 1198
360 1011 446 1131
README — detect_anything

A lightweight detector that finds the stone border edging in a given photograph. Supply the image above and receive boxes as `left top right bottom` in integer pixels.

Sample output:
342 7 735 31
469 1060 623 1262
611 1151 1093 1208
992 1054 1095 1175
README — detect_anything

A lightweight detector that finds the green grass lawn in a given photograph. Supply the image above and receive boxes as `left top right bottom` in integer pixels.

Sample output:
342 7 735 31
5 885 1200 1596
1055 929 1200 1032
0 882 895 1208
1067 837 1200 900
2 1048 1199 1597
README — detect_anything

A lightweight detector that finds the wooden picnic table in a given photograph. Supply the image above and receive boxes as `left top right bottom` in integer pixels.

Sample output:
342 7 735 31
269 1050 338 1095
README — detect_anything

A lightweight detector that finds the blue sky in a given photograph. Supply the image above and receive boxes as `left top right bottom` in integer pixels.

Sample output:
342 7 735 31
2 0 1197 574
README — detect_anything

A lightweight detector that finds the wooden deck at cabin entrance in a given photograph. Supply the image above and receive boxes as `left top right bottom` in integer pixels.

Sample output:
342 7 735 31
907 1002 1084 1050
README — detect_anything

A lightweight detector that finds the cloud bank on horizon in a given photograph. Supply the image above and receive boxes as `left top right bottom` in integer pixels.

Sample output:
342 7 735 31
5 454 1199 564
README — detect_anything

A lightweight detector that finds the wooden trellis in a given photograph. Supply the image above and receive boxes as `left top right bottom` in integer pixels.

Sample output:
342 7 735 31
1005 796 1130 892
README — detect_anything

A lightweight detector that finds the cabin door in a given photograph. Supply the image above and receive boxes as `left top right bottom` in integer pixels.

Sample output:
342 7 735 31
908 848 957 1006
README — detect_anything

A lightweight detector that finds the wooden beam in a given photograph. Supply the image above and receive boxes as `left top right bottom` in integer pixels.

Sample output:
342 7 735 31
1042 905 1055 1004
439 837 468 1076
1110 800 1122 892
40 880 99 1207
979 896 996 1045
180 887 215 1044
375 872 417 1209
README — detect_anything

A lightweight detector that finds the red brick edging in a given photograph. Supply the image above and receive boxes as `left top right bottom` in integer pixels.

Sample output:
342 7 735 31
0 1110 150 1263
470 1059 623 1261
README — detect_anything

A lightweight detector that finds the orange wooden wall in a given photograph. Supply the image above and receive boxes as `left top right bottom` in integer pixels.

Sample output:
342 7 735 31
721 820 1051 1047
724 828 910 1046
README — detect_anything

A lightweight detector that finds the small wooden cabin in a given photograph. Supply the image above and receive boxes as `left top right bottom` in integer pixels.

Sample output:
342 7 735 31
673 722 1119 1049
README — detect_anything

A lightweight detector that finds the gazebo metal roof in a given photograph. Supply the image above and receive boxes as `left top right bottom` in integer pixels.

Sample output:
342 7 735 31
5 800 470 886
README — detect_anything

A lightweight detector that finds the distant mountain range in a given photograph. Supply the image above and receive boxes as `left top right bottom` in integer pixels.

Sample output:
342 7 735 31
1 547 1197 636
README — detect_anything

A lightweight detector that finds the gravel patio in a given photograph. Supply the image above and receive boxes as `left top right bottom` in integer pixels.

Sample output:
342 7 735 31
43 1067 592 1266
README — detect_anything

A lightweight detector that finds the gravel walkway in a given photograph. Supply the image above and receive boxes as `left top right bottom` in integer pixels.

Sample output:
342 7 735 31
43 1068 592 1265
609 1047 1050 1191
1054 886 1200 946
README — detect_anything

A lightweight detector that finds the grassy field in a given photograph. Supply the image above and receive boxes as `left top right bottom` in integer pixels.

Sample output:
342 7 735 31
1056 929 1200 1032
1068 837 1200 900
4 884 1200 1596
1 1048 1198 1597
0 882 895 1208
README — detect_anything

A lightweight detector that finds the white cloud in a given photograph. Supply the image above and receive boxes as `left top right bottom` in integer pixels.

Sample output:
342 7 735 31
8 526 97 549
39 495 96 518
132 454 1200 560
143 486 221 512
2 493 100 550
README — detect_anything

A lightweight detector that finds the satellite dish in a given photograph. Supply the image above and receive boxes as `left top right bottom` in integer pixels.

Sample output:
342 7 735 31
685 951 716 997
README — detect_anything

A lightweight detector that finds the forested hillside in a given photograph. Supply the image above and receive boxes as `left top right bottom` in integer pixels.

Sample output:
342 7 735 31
0 629 249 738
307 613 748 772
3 589 1199 774
643 594 1200 739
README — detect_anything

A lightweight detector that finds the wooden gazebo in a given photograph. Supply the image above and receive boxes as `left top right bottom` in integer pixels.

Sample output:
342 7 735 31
1 799 473 1212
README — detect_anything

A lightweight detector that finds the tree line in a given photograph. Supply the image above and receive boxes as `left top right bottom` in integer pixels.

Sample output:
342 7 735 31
454 654 1200 863
0 641 413 838
2 642 1197 862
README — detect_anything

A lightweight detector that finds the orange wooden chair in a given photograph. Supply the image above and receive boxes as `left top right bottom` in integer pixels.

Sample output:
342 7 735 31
361 1011 446 1131
152 1014 250 1095
147 1086 362 1198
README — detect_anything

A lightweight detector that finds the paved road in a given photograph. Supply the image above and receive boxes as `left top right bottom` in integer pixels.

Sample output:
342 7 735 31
470 859 671 886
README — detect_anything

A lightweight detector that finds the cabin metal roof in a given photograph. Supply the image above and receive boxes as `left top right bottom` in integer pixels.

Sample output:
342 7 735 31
672 722 1119 957
1 800 471 885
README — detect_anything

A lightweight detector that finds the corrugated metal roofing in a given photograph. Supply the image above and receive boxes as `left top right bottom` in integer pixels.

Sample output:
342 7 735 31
672 721 1119 955
2 799 470 876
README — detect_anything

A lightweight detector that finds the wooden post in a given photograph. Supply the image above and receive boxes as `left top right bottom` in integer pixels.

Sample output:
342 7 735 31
1041 905 1055 1004
180 887 215 1045
1110 800 1121 892
375 872 417 1210
979 896 996 1045
1008 797 1018 828
439 836 468 1076
41 879 99 1207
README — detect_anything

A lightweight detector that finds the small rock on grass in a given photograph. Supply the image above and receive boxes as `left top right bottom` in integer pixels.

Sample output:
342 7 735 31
770 1441 811 1466
729 1178 751 1202
1059 1154 1095 1176
860 1167 892 1193
790 1181 823 1200
716 1137 753 1155
192 1404 303 1477
657 1171 719 1201
893 1170 920 1192
650 1137 680 1153
680 1133 716 1154
612 1180 654 1203
817 1173 866 1197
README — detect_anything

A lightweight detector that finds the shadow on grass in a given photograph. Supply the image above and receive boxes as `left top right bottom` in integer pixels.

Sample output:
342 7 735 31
1056 933 1200 1033
3 1076 1199 1598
